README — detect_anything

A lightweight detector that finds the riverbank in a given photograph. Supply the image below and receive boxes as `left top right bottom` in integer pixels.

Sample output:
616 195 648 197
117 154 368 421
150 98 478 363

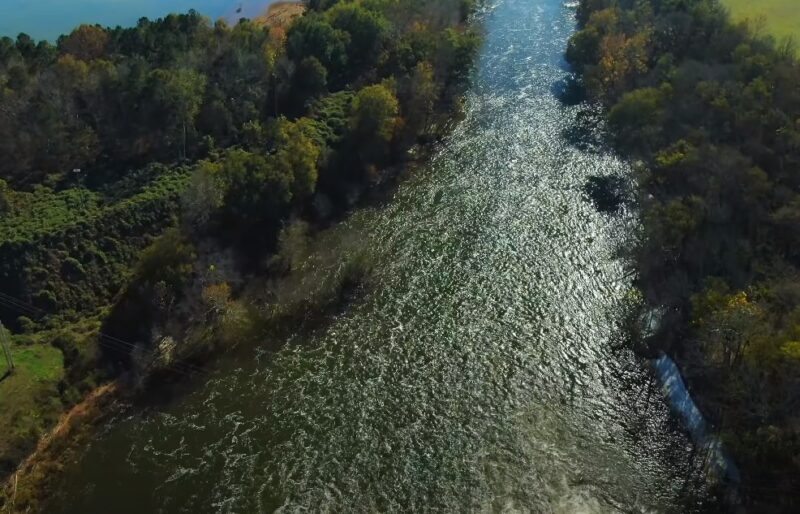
0 1 482 511
0 231 372 513
568 0 800 510
22 0 718 511
1 383 119 513
0 128 464 514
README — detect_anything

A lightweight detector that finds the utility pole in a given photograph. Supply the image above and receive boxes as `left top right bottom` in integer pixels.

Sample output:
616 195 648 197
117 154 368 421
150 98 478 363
0 321 14 375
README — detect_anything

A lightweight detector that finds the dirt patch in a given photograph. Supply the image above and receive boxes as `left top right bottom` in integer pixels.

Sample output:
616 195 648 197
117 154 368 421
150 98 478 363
255 2 306 30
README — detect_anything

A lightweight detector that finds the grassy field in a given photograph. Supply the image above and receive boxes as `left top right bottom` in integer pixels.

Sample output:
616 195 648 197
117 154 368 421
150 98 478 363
0 318 103 480
0 340 63 477
722 0 800 42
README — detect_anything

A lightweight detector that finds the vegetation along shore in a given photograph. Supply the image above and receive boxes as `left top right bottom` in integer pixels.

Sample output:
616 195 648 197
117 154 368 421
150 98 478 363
0 0 480 511
568 0 800 510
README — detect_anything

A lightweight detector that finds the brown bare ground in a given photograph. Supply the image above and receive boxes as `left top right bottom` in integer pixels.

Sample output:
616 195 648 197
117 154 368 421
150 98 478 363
255 1 306 30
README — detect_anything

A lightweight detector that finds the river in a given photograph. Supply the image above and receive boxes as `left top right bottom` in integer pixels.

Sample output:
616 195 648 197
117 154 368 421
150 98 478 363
49 0 713 512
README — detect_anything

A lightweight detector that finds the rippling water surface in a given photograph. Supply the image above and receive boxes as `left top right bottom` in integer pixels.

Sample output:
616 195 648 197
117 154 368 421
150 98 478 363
53 1 712 512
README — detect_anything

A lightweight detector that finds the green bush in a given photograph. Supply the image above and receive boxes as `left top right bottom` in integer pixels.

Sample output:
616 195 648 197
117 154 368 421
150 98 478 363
0 166 190 323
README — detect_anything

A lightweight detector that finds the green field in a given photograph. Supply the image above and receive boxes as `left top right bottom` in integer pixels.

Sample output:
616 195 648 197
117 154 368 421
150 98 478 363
723 0 800 42
0 318 104 479
0 341 63 475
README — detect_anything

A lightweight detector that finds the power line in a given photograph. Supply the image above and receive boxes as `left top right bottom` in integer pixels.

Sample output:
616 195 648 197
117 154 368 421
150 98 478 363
0 292 42 316
0 290 206 377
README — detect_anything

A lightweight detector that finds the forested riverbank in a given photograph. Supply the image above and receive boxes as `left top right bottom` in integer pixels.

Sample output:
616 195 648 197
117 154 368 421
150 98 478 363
0 1 480 510
19 1 721 510
568 0 800 510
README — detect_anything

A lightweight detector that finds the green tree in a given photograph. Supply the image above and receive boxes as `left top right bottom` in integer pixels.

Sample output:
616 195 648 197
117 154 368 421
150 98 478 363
286 14 349 81
327 2 388 71
149 68 207 159
608 87 664 150
290 56 328 113
0 179 10 213
439 27 480 92
693 285 765 369
405 61 438 137
219 149 293 241
566 26 601 69
6 64 29 90
274 118 322 199
350 83 400 164
181 160 224 232
58 24 109 61
135 228 197 291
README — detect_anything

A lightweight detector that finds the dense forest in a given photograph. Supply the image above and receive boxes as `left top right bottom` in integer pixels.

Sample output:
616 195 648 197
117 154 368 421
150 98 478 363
0 0 479 509
568 0 800 510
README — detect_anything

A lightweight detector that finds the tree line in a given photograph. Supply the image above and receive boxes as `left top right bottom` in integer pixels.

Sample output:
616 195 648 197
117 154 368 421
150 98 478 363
0 0 479 315
0 0 480 402
569 0 800 510
0 2 480 508
0 1 476 189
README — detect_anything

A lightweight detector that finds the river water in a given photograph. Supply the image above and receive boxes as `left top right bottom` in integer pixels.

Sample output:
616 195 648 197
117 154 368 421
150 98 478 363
50 1 713 512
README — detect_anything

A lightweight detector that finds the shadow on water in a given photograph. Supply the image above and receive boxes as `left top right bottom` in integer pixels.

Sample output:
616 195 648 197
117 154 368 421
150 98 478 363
556 54 572 73
561 107 607 154
551 75 586 106
583 175 629 214
557 78 631 216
